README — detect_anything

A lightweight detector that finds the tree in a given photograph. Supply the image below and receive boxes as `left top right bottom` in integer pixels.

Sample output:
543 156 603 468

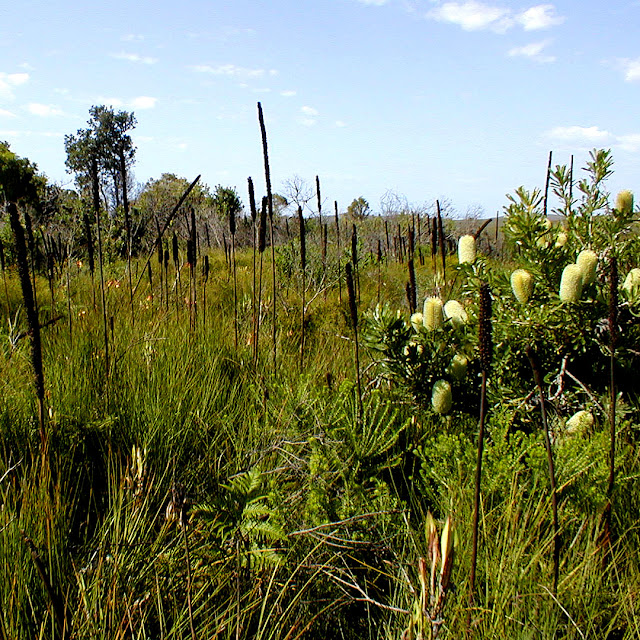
64 105 137 212
347 196 371 221
281 175 313 214
212 185 243 229
0 141 46 210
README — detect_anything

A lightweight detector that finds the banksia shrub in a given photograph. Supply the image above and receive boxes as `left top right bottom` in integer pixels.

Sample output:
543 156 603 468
559 264 583 303
458 234 476 264
615 189 634 215
447 353 468 381
431 379 452 414
577 249 598 286
511 269 533 304
555 231 568 248
443 299 468 328
423 297 444 330
410 312 424 332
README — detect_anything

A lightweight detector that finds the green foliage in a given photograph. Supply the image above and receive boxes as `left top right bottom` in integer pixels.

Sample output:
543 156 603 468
0 141 47 208
347 196 371 221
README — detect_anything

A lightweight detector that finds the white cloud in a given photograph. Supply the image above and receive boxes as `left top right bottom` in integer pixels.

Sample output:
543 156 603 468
508 40 555 63
546 125 612 144
335 120 347 127
192 64 277 79
355 0 389 5
428 2 513 32
427 2 564 33
27 103 64 117
281 90 297 97
122 34 145 42
0 72 29 100
517 5 564 30
0 108 17 118
112 52 158 64
301 106 319 116
616 133 640 152
131 96 157 109
617 58 640 82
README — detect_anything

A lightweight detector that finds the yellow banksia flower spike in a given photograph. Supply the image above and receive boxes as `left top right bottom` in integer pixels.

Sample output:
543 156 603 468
431 379 452 414
511 269 534 304
559 263 583 303
458 234 476 264
615 190 634 215
576 249 598 286
423 297 444 330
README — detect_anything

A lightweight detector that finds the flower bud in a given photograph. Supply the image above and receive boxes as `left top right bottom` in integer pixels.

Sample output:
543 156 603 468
444 300 468 328
559 264 583 303
511 269 534 304
423 297 444 331
431 379 452 414
576 249 598 286
410 312 424 332
615 190 634 215
458 235 476 264
555 231 568 248
447 353 468 381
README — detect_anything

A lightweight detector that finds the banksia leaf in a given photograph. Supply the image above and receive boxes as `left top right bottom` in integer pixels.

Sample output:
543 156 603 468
478 283 492 373
511 269 534 304
559 263 583 303
423 297 443 331
431 379 452 414
615 189 634 215
447 353 468 381
440 515 454 590
458 234 476 264
444 299 468 328
577 249 598 286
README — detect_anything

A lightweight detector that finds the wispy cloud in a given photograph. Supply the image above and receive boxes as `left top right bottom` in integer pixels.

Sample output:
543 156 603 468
111 52 158 65
131 96 157 109
508 40 555 63
28 103 64 117
281 90 297 97
616 58 640 82
191 64 278 80
355 0 389 5
0 108 17 118
0 72 29 100
121 34 145 42
427 2 564 33
335 120 348 127
615 133 640 153
546 125 612 144
517 5 564 30
299 105 319 126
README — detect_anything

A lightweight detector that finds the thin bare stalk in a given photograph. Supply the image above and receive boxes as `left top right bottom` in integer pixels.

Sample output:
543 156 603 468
298 206 306 369
346 262 363 419
543 150 553 218
469 283 492 623
526 345 560 594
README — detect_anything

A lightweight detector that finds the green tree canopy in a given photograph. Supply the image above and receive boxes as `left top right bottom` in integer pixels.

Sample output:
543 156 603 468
347 196 371 221
212 185 243 229
0 141 47 209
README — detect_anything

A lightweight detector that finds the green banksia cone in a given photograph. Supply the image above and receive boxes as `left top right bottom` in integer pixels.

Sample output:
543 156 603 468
576 249 598 285
458 234 476 264
444 299 468 328
559 263 583 303
410 312 423 332
566 409 594 435
447 353 468 381
478 283 492 373
423 296 444 330
511 269 534 304
615 190 634 215
431 379 452 414
622 268 640 298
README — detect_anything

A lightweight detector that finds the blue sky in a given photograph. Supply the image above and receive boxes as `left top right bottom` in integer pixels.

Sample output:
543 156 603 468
1 0 638 217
